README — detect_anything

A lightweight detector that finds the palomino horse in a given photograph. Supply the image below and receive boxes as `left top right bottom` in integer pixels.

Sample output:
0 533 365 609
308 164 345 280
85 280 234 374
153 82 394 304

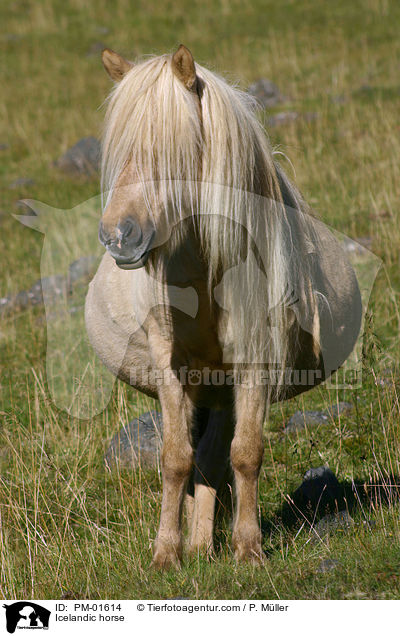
85 45 361 568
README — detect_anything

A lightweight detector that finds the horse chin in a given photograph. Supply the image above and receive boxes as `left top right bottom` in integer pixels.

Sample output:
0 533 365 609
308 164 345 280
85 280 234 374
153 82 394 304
115 251 150 270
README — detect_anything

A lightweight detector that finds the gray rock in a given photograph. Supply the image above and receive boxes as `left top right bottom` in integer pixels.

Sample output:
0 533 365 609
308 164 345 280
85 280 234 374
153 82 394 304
376 367 397 387
105 411 163 470
247 78 287 108
0 275 67 316
0 296 13 315
316 559 341 573
284 401 353 434
9 178 36 189
362 519 376 529
303 112 319 123
0 143 9 151
355 84 373 96
284 410 328 433
68 255 98 285
54 137 100 176
292 466 341 511
330 95 347 105
2 33 21 42
0 253 99 317
39 275 67 300
268 111 299 126
13 289 37 311
325 401 354 418
17 276 66 309
36 304 82 326
94 26 110 35
86 41 107 57
268 111 318 127
312 510 354 538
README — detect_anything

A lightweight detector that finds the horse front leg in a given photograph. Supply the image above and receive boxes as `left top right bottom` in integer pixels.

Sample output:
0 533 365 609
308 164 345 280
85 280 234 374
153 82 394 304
151 378 193 569
231 384 265 562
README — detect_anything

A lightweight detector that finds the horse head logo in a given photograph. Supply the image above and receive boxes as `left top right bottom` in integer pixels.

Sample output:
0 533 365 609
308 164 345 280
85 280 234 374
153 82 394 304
3 602 50 633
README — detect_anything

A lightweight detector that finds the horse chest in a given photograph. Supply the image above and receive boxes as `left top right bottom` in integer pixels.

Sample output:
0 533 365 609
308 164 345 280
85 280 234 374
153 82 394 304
159 282 225 369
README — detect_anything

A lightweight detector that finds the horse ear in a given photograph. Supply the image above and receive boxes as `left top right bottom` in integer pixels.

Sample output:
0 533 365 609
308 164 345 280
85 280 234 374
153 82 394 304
13 199 54 233
102 48 133 82
171 44 196 90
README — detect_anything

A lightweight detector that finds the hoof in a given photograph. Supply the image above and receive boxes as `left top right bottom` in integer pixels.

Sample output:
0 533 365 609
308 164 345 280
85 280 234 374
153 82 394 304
232 530 264 564
152 543 182 570
234 544 265 565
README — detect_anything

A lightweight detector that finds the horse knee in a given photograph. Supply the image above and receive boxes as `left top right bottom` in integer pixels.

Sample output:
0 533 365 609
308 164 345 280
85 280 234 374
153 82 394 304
161 443 193 482
230 438 263 479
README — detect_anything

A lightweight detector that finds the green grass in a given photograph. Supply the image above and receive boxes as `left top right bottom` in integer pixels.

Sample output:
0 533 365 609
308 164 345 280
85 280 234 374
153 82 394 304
1 0 400 599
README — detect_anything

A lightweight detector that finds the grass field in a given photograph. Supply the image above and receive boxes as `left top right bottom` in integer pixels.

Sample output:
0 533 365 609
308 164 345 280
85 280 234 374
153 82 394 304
1 0 400 599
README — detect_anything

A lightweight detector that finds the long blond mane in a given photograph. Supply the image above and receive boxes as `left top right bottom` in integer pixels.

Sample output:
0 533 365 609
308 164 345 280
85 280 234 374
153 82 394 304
101 53 319 389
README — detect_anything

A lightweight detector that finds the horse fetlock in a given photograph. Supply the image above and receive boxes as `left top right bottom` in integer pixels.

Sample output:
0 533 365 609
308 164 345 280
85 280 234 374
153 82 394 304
152 536 182 570
234 543 264 565
232 526 263 563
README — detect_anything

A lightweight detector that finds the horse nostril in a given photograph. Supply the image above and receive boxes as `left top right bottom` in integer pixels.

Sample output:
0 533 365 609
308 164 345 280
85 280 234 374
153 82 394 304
122 220 133 238
117 218 142 244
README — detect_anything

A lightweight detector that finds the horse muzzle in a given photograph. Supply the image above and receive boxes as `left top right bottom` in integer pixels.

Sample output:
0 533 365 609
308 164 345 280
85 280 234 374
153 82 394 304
99 217 155 270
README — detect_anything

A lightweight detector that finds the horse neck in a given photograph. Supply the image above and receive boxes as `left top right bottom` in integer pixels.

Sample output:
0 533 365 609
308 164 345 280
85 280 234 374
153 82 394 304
149 221 207 287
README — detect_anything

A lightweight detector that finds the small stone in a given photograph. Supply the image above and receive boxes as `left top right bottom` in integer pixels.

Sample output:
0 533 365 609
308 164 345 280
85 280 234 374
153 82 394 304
316 559 341 573
267 111 318 127
268 111 300 126
4 275 67 315
325 401 353 418
355 84 373 95
303 112 319 123
2 33 21 42
9 177 36 189
86 41 107 57
376 367 397 387
247 78 287 108
94 26 110 35
105 411 163 470
68 255 98 285
14 290 31 311
284 410 328 433
330 95 347 105
39 275 67 301
54 137 100 176
292 466 341 512
0 143 9 151
284 401 353 434
0 296 14 316
60 591 78 600
312 510 354 538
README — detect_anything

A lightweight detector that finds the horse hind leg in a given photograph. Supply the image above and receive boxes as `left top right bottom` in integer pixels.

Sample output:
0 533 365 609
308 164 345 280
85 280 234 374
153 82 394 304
185 407 209 535
188 407 234 555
